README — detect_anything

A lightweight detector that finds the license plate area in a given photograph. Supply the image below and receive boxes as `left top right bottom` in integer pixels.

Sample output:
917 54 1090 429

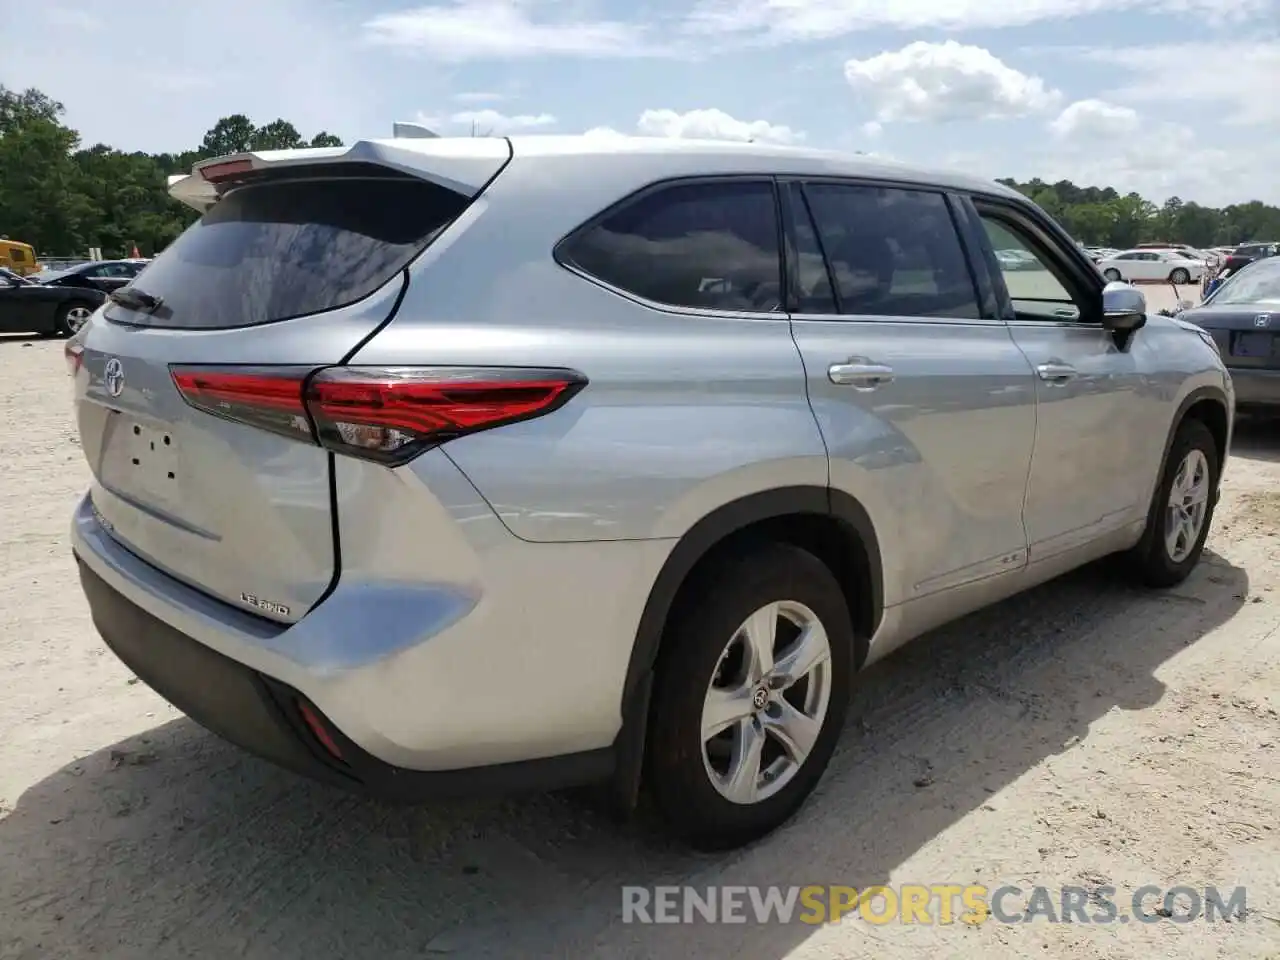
111 414 181 504
1231 331 1274 358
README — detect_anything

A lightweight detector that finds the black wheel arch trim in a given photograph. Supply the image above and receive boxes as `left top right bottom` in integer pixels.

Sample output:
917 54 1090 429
609 484 883 812
1157 385 1231 506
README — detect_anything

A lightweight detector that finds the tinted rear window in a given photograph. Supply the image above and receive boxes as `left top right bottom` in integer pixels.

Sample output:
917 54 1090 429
112 174 469 329
560 179 783 313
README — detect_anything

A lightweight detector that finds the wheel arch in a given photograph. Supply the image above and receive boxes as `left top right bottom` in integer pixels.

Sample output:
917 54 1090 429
609 485 883 812
1171 387 1230 482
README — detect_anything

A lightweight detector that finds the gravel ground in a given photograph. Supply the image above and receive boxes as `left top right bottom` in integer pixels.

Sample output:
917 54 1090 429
1 333 1278 960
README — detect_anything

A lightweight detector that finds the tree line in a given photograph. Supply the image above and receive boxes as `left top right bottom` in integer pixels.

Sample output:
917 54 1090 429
996 178 1280 251
2 84 1278 261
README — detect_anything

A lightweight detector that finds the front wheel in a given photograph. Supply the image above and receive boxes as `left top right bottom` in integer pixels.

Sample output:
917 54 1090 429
1124 418 1219 587
646 543 853 851
1169 268 1191 285
1103 268 1122 282
55 302 94 337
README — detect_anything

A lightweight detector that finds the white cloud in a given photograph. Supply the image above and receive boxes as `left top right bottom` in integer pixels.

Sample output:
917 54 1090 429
861 121 883 139
844 41 1060 123
635 108 803 144
1049 99 1140 140
417 109 557 134
682 0 1274 45
581 126 631 140
362 0 652 60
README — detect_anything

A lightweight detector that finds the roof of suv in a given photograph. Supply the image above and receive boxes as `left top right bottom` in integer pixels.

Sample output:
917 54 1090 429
192 134 1023 205
506 135 1021 199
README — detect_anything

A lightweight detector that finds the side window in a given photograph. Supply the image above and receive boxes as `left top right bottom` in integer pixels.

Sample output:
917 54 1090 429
10 248 27 263
978 213 1084 322
562 179 782 312
802 183 981 319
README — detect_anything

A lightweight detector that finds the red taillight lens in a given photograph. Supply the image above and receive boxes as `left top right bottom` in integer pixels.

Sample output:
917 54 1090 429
64 340 85 377
170 365 587 465
169 367 315 443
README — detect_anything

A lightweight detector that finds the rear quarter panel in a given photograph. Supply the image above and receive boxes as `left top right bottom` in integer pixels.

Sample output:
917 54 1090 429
349 153 830 543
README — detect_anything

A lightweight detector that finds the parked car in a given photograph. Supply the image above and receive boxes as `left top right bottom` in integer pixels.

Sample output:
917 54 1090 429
1178 255 1280 411
1217 242 1278 280
68 136 1232 851
1097 248 1208 284
30 258 149 294
0 265 106 336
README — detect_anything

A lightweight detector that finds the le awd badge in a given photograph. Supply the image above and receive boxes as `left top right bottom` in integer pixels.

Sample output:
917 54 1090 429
240 593 290 617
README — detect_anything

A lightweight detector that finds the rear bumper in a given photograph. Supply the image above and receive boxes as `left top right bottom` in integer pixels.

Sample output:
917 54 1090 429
71 466 670 795
77 558 613 800
1226 367 1280 408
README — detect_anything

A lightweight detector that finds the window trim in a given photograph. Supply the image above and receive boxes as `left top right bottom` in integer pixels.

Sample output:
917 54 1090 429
552 174 790 321
962 194 1105 327
779 175 997 325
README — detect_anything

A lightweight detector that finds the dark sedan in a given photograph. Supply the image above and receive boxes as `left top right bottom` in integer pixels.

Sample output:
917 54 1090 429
0 266 107 337
1218 241 1278 279
29 258 149 294
1179 256 1280 411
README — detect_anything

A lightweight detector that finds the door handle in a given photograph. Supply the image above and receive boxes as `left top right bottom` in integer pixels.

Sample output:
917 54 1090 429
1036 362 1078 384
828 361 895 389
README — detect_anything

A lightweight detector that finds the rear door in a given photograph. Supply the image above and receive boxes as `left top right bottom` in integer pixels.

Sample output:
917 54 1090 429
74 145 508 621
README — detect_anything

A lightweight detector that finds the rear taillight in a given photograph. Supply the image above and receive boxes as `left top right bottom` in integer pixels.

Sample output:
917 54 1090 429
64 340 85 377
170 365 587 466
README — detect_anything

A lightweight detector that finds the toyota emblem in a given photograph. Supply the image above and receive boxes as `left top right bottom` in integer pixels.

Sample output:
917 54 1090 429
1255 314 1271 328
103 357 125 398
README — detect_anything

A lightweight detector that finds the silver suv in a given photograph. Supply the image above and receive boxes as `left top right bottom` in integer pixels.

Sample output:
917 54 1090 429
69 136 1233 850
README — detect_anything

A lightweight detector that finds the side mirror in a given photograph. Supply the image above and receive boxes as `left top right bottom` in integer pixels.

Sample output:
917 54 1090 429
1102 281 1147 333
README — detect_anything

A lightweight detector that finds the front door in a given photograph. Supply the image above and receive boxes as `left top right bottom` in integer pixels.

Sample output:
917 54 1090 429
969 199 1161 560
783 180 1037 607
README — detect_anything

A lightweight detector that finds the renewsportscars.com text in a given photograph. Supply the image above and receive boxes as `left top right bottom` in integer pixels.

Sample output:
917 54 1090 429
621 884 1249 925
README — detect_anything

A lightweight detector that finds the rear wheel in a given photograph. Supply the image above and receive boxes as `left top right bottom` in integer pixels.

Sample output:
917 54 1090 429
646 543 853 850
1124 418 1219 587
1103 268 1122 282
1169 267 1191 285
56 302 94 337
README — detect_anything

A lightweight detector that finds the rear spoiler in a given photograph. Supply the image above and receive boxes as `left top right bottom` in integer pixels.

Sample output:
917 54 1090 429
167 174 219 213
167 121 494 214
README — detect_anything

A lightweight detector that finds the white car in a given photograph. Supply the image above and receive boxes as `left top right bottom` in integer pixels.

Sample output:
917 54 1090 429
1097 249 1208 284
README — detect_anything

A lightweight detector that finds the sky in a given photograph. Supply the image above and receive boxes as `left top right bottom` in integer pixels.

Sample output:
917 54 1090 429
3 0 1279 207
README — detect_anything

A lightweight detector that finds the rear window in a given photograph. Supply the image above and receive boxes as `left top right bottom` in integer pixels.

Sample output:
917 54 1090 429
112 172 469 329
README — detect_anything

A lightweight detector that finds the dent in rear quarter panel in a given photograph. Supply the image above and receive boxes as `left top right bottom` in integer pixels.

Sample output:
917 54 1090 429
347 153 829 543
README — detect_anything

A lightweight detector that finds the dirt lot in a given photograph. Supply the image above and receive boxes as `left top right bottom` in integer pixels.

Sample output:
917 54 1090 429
1 333 1278 960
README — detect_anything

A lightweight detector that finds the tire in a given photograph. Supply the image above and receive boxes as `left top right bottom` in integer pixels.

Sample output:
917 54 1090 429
1124 418 1219 588
55 301 94 337
1103 268 1122 282
1169 268 1191 285
646 542 853 850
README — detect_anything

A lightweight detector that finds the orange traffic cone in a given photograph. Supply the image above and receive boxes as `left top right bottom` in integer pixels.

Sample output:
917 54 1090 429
131 244 141 258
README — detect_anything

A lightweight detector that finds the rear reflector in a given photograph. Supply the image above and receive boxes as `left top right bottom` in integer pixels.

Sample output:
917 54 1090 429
296 699 344 762
170 365 587 466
